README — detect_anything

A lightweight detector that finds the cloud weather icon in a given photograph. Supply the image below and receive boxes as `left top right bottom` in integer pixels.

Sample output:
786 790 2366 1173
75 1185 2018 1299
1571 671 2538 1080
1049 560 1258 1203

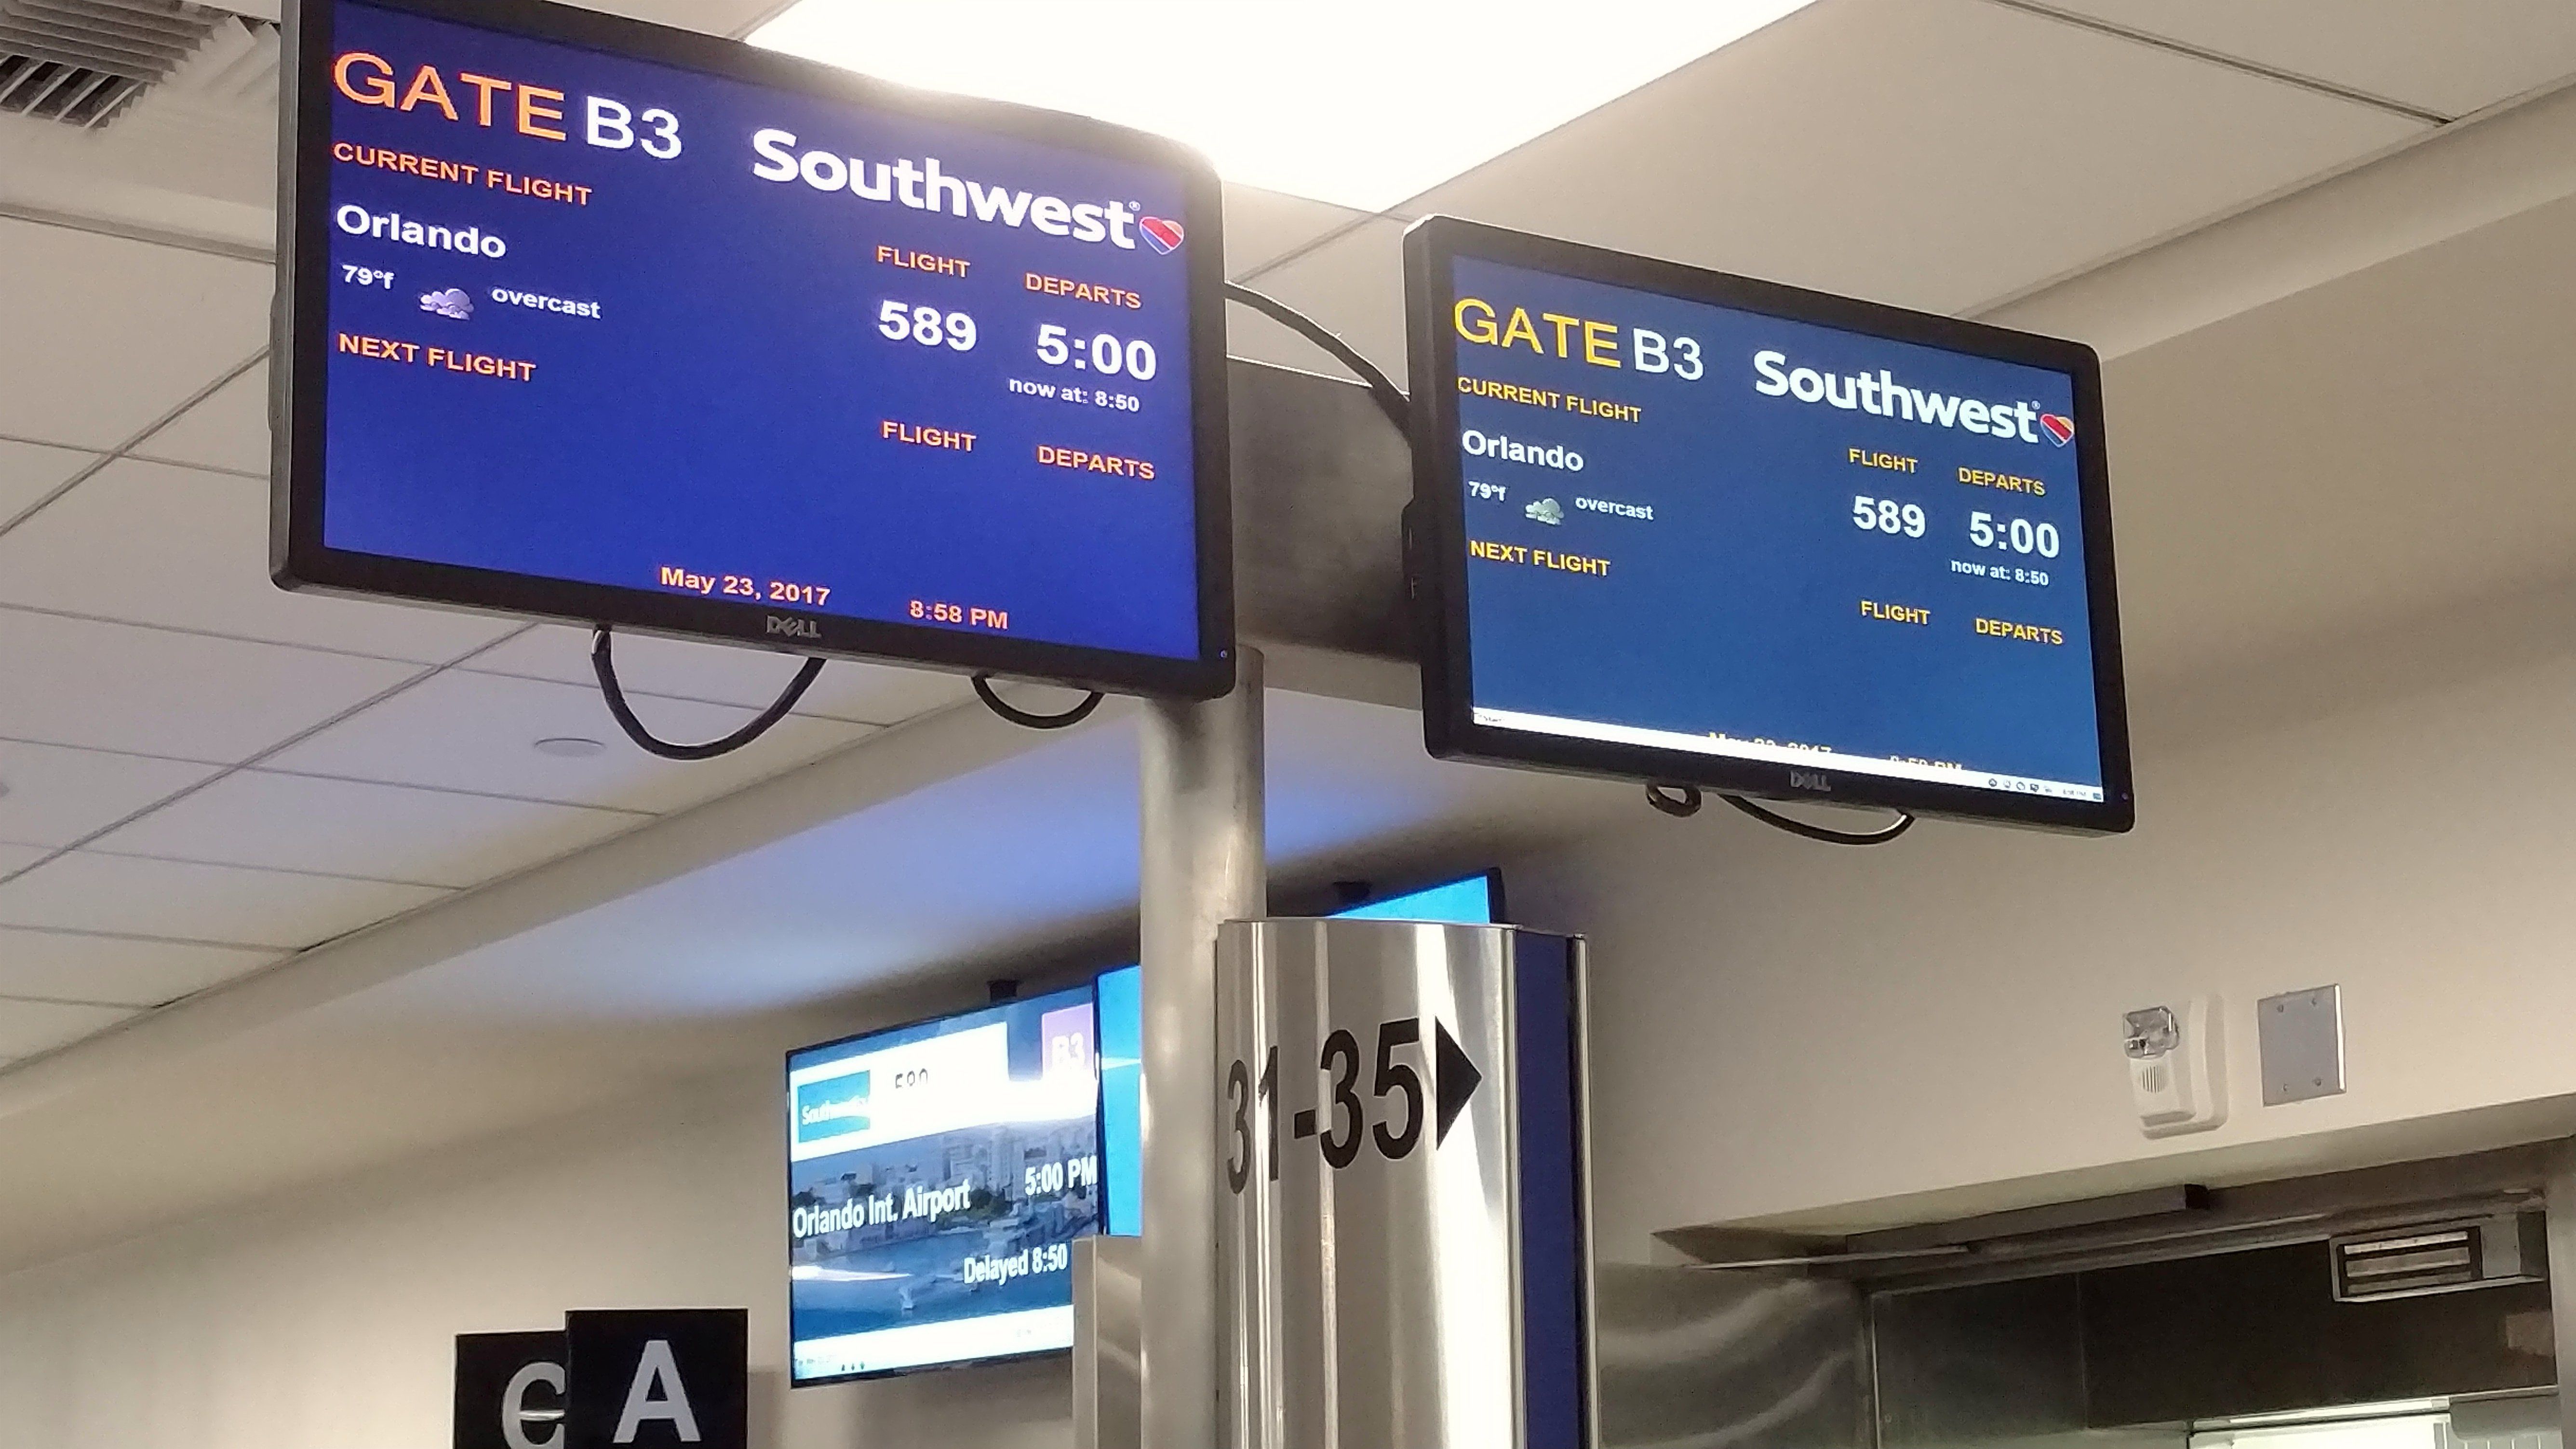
1525 497 1564 525
419 287 473 320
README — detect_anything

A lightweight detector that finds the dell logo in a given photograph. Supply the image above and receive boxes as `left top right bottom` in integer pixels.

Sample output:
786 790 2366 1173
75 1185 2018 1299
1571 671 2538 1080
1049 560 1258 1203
1788 769 1833 793
766 616 820 639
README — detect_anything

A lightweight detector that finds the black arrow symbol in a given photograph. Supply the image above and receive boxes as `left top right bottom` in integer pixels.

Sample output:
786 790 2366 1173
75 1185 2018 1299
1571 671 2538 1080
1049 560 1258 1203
1435 1020 1482 1147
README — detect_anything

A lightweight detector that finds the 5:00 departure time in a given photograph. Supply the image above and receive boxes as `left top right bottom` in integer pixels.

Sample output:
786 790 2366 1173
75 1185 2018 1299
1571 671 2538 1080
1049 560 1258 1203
1852 494 2061 557
875 303 1161 383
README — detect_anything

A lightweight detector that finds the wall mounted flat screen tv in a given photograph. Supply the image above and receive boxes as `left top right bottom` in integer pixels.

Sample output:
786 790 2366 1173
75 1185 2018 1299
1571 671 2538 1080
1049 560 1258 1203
276 0 1233 699
785 986 1099 1384
1404 217 2133 832
1095 870 1504 1236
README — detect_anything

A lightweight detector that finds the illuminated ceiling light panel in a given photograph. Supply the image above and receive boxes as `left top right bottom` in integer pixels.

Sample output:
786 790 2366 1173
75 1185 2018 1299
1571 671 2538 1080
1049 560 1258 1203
752 1 1818 212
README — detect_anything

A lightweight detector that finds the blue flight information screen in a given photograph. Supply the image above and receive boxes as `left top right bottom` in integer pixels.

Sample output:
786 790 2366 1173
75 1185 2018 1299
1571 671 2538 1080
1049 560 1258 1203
1443 255 2108 805
307 0 1206 664
786 987 1100 1382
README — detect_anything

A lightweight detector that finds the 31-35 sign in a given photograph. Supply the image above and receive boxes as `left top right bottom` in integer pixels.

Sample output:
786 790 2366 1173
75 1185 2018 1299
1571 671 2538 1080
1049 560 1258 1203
1222 1016 1482 1189
1215 918 1595 1449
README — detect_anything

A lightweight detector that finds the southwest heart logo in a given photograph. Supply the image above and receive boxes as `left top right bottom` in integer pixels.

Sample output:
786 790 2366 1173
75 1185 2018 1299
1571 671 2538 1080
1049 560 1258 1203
2039 413 2076 446
1138 215 1184 255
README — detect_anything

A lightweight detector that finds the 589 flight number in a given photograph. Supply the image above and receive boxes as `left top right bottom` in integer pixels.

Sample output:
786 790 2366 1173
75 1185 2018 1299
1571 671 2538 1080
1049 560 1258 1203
879 300 977 350
1853 495 1927 537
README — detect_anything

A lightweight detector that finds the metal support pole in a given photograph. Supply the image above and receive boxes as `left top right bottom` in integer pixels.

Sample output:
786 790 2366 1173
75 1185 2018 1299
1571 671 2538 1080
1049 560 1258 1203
1138 647 1265 1449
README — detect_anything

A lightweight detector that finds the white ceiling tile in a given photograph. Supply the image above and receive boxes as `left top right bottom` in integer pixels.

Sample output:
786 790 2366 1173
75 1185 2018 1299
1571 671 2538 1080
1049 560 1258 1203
2100 189 2576 683
1221 218 1409 379
0 926 279 1008
0 998 136 1060
1224 182 1376 280
0 218 268 450
566 0 780 35
0 608 422 763
1417 0 2425 316
0 438 96 522
2052 0 2576 118
0 740 220 848
0 458 523 663
130 359 269 475
0 851 450 950
93 770 647 889
462 624 971 725
261 669 877 813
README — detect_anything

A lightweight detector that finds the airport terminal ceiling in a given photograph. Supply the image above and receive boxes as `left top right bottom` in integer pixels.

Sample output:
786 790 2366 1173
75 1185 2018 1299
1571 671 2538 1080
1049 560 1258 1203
5 0 2576 1413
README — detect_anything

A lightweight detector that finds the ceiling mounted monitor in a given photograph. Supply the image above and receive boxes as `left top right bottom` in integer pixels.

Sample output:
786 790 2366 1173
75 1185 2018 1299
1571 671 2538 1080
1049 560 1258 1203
1403 218 2133 833
274 0 1233 700
786 986 1100 1383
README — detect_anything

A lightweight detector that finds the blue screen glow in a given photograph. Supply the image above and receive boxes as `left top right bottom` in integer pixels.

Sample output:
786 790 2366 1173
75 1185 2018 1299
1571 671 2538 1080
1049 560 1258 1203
1094 873 1497 1236
1447 256 2104 803
785 986 1099 1382
316 1 1205 659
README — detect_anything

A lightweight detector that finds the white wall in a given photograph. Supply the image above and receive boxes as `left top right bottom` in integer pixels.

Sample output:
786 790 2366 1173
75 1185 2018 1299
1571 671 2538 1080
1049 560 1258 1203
0 1067 1074 1449
1512 598 2576 1258
7 600 2573 1446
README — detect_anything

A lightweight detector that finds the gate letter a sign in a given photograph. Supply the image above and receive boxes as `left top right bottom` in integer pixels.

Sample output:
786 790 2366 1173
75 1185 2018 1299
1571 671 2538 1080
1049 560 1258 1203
615 1340 700 1443
565 1310 747 1449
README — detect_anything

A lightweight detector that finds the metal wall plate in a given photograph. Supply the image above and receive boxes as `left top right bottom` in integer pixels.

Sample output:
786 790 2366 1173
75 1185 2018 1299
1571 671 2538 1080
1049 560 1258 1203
2258 985 2346 1106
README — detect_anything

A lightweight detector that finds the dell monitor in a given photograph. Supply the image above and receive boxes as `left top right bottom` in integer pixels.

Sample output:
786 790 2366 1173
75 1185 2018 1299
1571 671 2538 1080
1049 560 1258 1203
277 0 1233 699
1403 218 2132 832
785 986 1099 1383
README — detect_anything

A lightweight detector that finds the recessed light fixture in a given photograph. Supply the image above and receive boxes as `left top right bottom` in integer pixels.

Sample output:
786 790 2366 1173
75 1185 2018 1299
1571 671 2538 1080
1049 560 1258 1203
534 736 608 759
751 0 1817 212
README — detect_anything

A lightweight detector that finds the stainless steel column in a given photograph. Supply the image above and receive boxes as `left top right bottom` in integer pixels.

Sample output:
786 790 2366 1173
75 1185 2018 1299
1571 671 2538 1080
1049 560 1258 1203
1138 646 1265 1449
1074 1235 1145 1449
1215 919 1597 1449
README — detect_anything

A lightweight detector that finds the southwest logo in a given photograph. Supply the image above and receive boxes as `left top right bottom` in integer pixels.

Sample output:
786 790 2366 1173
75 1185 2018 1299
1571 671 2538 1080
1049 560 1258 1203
794 1072 871 1141
1754 350 2055 445
1139 215 1184 255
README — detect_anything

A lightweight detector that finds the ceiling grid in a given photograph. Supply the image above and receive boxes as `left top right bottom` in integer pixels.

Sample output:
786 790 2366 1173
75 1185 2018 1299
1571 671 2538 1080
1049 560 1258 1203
1982 0 2457 123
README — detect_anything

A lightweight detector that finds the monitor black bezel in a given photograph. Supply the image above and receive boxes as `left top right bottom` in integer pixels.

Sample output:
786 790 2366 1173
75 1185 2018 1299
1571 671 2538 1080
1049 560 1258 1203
782 981 1100 1387
1402 216 2134 834
274 0 1236 701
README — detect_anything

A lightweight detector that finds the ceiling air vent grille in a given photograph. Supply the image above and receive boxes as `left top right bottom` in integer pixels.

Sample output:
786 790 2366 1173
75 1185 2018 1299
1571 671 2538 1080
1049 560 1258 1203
0 0 226 128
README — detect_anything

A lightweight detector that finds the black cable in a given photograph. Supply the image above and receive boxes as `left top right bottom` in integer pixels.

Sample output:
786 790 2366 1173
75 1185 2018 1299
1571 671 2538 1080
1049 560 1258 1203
591 626 823 761
1224 281 1410 434
1228 282 1910 846
1719 792 1915 846
1646 782 1703 818
1647 781 1914 844
972 673 1103 730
